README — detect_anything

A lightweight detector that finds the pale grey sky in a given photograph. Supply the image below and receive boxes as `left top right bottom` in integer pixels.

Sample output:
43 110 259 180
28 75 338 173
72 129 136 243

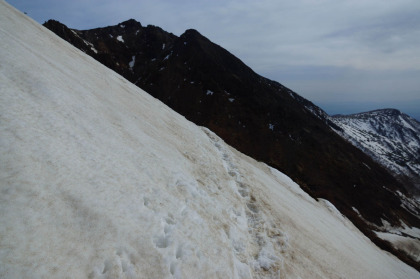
7 0 420 119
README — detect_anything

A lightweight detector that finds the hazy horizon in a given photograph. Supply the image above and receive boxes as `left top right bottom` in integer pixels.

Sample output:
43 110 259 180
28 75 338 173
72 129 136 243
6 0 420 120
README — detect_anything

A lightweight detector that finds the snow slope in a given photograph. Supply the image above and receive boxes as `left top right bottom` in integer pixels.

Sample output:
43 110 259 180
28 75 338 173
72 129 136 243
0 1 418 278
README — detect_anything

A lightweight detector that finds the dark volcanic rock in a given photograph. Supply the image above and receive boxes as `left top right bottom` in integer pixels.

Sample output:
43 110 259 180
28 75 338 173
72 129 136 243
44 19 420 269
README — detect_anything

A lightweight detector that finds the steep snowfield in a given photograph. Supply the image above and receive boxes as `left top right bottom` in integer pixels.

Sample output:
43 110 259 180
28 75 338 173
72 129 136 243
0 1 418 278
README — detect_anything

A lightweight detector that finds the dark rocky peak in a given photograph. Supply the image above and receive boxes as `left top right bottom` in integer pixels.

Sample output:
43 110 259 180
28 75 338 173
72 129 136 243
118 18 142 29
335 108 404 120
180 28 204 40
44 19 65 29
176 28 258 88
88 18 142 33
141 25 176 48
380 108 402 116
43 19 76 37
373 108 400 116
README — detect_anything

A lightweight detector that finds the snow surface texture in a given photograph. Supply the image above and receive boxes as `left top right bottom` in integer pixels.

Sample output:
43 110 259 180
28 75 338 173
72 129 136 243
0 1 419 278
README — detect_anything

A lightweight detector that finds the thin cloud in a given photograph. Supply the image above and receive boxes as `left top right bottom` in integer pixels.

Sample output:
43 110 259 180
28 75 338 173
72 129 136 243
6 0 420 118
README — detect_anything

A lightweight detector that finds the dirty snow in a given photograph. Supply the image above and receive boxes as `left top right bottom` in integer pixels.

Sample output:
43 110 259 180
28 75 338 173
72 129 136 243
0 2 419 278
375 232 420 262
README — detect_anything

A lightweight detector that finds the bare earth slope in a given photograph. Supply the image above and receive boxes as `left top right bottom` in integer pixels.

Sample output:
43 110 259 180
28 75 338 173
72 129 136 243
0 1 418 278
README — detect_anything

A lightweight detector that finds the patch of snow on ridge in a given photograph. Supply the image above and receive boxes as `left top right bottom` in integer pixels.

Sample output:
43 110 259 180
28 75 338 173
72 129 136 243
129 55 135 68
352 207 361 215
116 35 124 43
80 38 98 53
0 2 418 278
163 52 171 61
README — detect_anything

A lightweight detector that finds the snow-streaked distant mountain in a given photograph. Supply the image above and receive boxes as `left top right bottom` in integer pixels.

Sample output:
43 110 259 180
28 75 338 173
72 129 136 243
330 109 420 194
1 1 419 278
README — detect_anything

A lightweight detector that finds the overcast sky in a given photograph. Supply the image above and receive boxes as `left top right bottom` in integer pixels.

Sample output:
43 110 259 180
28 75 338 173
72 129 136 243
7 0 420 119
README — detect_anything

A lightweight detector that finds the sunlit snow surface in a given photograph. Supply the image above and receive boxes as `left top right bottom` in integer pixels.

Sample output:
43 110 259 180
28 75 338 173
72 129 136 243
0 1 418 278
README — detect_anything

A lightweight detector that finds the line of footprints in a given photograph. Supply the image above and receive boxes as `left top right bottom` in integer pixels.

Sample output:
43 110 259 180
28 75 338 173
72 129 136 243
203 128 289 277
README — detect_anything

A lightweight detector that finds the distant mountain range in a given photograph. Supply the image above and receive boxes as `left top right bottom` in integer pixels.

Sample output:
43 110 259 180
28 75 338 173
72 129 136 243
330 109 420 196
43 18 420 269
